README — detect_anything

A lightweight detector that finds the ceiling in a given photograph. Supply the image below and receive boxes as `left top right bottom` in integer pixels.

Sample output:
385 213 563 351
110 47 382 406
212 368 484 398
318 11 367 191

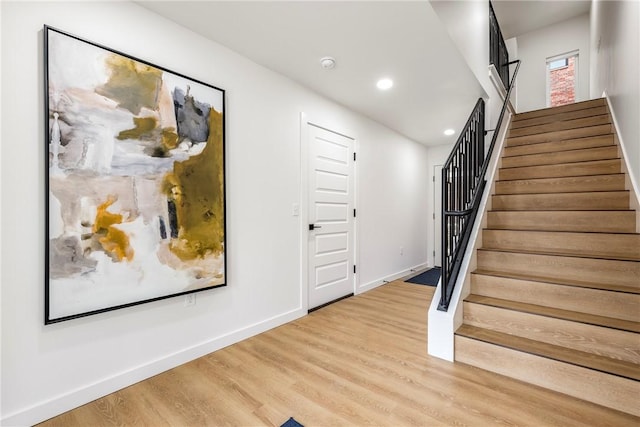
491 0 591 39
139 1 592 147
139 1 485 147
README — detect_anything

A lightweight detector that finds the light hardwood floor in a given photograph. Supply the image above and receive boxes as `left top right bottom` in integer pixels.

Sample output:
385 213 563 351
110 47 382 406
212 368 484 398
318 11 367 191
39 281 638 426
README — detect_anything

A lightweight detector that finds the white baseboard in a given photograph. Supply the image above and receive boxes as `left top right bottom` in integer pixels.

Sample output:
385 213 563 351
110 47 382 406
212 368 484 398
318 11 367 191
602 91 640 232
1 307 307 427
357 261 429 294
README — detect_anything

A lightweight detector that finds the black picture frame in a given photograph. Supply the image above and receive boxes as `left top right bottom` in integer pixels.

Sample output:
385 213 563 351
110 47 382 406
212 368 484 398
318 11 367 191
44 25 227 324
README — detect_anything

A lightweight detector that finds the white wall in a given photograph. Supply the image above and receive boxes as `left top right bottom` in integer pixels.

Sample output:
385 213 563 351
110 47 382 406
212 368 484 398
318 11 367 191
0 2 430 424
515 13 591 112
429 0 498 126
590 0 640 189
0 3 4 420
430 1 490 89
357 136 431 290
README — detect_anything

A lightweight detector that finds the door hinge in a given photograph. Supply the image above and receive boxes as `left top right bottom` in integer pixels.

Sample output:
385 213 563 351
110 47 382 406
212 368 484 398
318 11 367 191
353 152 356 161
433 250 436 257
432 175 435 182
353 265 356 274
433 213 435 220
353 209 356 218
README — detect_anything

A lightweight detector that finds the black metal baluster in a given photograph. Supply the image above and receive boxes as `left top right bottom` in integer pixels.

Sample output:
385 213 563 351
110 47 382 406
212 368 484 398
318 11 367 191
490 1 510 89
439 60 520 311
439 2 519 311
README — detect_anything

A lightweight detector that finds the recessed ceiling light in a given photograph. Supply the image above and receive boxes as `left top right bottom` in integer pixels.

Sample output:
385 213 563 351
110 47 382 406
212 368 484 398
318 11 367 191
320 56 336 69
376 78 393 90
444 129 455 136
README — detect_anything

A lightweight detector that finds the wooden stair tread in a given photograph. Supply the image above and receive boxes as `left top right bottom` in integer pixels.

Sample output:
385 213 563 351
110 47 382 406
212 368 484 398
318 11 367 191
510 105 609 129
455 331 640 416
494 174 626 195
486 210 637 233
492 191 630 211
464 294 640 333
501 146 619 168
512 99 606 122
463 299 640 364
499 158 621 181
503 134 615 157
472 268 640 295
482 229 640 261
498 159 622 181
471 273 640 323
493 190 629 197
508 115 611 139
507 124 613 147
477 250 640 289
456 324 640 381
479 246 640 263
477 244 640 262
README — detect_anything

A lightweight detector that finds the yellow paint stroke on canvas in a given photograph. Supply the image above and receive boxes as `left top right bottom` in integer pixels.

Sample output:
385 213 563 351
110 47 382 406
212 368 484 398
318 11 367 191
96 55 163 115
161 127 179 151
163 109 224 260
93 196 134 262
117 116 157 140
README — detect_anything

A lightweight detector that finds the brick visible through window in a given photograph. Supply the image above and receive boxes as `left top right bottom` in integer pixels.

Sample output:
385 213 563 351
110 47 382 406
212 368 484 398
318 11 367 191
549 56 576 107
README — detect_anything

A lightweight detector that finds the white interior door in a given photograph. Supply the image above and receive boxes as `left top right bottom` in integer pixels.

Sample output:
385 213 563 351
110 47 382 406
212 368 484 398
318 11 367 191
434 164 443 267
307 124 355 309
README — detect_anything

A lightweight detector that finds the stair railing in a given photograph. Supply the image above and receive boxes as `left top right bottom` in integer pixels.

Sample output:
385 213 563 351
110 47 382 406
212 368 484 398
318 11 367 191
439 59 521 311
489 1 510 89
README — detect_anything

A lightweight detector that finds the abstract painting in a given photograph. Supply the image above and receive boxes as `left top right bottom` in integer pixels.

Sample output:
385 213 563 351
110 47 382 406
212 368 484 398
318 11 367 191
44 26 226 323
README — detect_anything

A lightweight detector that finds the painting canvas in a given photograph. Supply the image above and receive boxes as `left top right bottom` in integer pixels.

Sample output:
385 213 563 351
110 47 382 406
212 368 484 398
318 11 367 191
45 26 226 323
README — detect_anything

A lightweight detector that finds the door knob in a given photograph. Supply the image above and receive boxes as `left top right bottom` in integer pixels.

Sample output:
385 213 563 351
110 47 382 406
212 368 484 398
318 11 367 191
309 224 322 230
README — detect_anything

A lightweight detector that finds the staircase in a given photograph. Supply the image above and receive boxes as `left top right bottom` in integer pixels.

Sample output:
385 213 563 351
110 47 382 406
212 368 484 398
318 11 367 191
454 98 640 416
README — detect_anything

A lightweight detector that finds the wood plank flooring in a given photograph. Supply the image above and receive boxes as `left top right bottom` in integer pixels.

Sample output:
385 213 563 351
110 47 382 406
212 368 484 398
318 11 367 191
38 281 638 426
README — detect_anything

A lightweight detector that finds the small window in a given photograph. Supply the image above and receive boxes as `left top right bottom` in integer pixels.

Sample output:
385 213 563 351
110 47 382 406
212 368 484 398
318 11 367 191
549 58 568 70
546 53 578 107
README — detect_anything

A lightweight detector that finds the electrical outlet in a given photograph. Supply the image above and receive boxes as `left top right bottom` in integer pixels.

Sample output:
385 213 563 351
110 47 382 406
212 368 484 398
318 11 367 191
400 246 404 256
292 203 300 216
184 293 196 307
